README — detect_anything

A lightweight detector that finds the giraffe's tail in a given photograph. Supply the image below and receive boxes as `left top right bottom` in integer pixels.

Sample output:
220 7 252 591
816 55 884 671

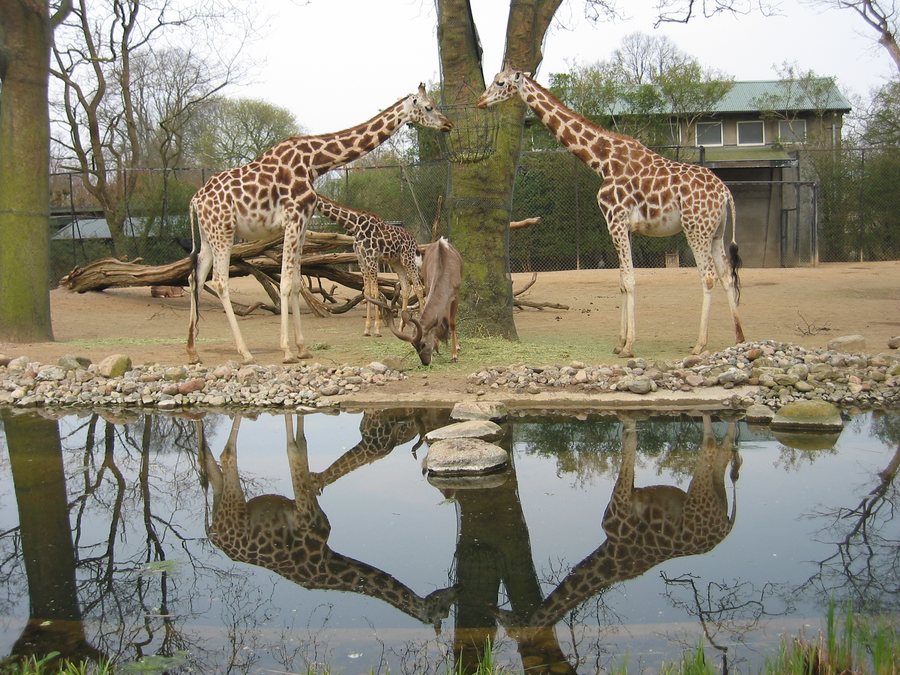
727 191 742 305
189 198 202 325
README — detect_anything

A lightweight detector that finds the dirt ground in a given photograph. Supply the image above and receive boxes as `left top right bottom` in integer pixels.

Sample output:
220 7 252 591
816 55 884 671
2 262 898 401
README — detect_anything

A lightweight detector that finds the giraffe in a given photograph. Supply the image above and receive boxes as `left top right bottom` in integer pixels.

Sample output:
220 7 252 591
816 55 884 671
315 195 426 337
197 413 458 631
187 85 452 365
477 68 745 357
491 413 740 644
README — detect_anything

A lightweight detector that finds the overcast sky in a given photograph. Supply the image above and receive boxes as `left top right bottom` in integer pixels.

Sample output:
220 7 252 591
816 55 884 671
227 1 896 135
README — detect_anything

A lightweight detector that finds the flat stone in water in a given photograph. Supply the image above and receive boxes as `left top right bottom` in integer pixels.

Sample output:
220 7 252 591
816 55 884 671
450 401 507 422
771 399 844 432
424 438 509 476
425 420 504 441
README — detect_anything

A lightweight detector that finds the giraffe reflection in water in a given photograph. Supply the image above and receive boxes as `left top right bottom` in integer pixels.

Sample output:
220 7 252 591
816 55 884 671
483 413 741 672
197 410 740 673
197 410 457 631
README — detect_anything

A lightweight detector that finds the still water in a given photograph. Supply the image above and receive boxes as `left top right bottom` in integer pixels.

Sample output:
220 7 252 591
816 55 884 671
0 407 897 673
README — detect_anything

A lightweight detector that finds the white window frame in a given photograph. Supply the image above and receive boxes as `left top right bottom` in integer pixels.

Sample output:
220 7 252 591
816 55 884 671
778 119 807 144
737 120 765 146
695 121 723 147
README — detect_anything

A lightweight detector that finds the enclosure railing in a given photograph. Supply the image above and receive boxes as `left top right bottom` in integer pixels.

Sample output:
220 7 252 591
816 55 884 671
48 145 900 286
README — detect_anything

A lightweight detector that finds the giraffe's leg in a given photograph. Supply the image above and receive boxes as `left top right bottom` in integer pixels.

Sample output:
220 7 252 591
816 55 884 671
281 204 314 363
209 251 255 364
360 262 379 337
711 235 745 344
393 264 413 332
687 239 717 356
187 243 214 364
610 228 636 357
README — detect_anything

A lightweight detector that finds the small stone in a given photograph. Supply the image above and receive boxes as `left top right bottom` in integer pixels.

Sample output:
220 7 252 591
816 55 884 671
888 336 900 349
827 335 866 353
58 354 91 370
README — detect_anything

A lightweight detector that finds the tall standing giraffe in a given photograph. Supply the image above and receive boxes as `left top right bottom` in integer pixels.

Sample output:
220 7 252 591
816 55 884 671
477 68 745 357
187 85 451 365
316 195 426 337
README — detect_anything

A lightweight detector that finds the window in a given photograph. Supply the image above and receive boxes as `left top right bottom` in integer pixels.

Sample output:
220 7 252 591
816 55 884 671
696 121 722 146
778 119 807 143
737 120 765 146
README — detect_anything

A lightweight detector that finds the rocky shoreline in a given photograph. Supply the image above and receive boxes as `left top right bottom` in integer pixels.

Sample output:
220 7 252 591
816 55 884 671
1 339 898 414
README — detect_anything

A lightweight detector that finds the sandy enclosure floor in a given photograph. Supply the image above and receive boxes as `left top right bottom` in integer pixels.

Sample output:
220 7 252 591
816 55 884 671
2 262 898 400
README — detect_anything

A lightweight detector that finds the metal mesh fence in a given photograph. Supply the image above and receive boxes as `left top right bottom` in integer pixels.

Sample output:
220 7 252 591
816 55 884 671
48 145 900 286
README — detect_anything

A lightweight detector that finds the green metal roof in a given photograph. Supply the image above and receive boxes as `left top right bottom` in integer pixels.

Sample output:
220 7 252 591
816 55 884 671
605 79 852 116
712 80 852 113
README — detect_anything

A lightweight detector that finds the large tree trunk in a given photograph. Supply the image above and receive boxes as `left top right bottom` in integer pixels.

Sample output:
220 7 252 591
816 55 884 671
0 1 58 341
436 0 561 340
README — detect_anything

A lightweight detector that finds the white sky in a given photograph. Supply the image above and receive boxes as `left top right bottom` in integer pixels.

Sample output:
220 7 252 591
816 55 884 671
227 1 896 134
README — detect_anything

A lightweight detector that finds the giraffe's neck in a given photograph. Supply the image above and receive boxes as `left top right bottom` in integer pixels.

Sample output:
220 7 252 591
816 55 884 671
306 99 408 175
519 76 624 176
316 195 375 237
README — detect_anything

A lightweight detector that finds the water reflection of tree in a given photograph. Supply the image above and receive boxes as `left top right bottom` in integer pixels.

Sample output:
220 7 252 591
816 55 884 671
62 413 210 665
514 413 714 485
1 410 105 669
798 415 899 614
660 572 790 673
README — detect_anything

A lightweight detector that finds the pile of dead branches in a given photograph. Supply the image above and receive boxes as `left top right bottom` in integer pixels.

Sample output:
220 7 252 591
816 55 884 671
58 217 567 316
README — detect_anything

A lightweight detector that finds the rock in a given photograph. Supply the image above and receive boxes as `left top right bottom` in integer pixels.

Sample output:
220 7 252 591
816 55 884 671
771 400 844 432
98 354 132 378
827 335 866 353
888 336 900 349
744 404 775 424
58 354 91 370
6 356 30 371
425 420 504 441
627 376 653 394
424 438 509 476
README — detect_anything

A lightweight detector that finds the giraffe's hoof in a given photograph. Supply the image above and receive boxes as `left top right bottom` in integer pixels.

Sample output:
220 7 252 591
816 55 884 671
283 355 299 364
618 349 634 358
298 349 313 360
612 345 622 355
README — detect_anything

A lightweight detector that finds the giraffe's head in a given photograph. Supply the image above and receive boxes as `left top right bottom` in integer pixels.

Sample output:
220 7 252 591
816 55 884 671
475 67 531 108
403 83 453 132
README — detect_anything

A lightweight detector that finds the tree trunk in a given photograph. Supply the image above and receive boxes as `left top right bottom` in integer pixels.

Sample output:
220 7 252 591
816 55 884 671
0 1 56 341
436 0 561 340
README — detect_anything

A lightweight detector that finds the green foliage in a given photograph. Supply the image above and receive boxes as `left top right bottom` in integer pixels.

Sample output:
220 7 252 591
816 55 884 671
187 96 301 169
862 80 900 146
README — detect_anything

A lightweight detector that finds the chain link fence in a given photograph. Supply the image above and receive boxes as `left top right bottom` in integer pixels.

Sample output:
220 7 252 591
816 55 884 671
48 145 900 286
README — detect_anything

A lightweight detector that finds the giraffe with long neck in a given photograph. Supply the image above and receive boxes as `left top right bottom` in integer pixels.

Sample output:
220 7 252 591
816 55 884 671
477 69 745 357
316 195 425 337
187 85 451 364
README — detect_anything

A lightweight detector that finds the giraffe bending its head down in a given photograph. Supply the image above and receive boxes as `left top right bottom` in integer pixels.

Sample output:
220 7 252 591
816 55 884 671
316 195 425 337
187 85 451 365
477 68 745 357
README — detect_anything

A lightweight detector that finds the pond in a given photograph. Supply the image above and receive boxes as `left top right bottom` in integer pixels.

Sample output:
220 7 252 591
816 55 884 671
0 407 897 673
